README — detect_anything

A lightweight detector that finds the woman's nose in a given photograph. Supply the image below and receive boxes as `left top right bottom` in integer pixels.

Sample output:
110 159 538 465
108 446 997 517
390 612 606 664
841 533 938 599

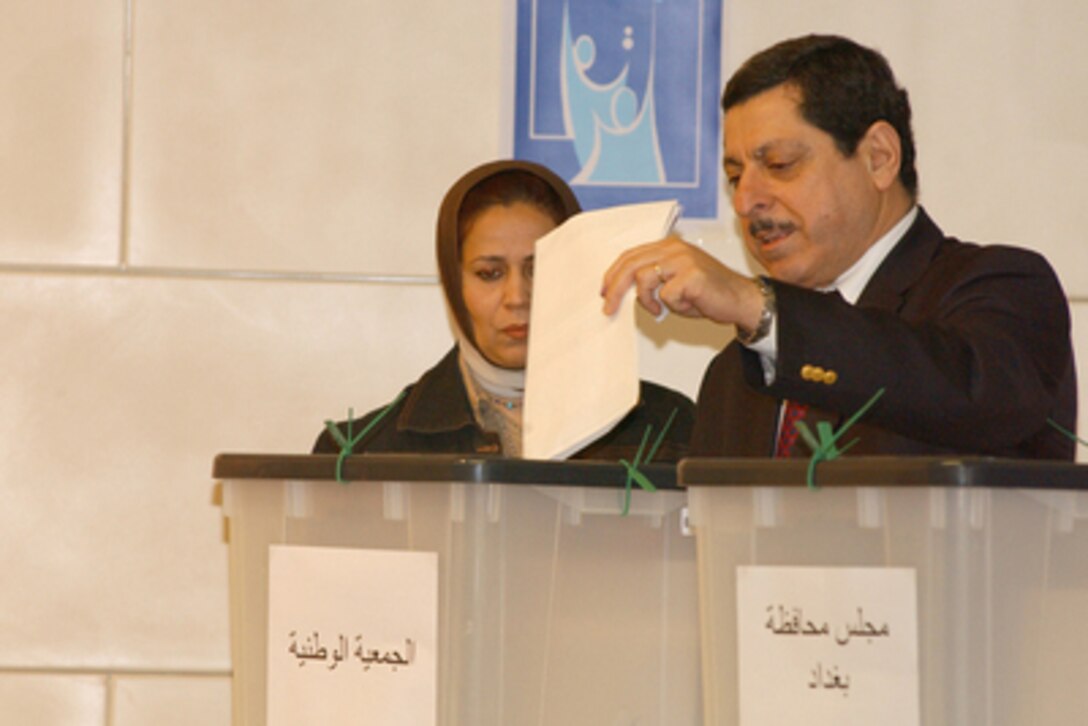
504 270 531 307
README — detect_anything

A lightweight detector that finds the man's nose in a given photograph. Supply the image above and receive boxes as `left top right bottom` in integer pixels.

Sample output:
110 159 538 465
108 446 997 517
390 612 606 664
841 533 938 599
731 170 772 217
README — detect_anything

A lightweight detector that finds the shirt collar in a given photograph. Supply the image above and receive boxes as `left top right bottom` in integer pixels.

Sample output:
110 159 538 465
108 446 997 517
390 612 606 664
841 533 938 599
826 206 918 304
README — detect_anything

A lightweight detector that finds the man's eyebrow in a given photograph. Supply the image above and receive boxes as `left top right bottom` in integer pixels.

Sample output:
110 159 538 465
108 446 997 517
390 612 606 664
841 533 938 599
723 139 789 166
753 140 809 160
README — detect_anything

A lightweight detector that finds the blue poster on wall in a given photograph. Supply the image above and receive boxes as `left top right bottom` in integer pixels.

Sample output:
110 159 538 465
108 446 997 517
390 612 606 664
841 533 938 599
514 0 722 218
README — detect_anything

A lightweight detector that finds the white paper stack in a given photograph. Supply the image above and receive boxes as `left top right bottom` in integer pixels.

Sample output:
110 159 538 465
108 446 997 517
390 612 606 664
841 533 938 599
522 199 680 460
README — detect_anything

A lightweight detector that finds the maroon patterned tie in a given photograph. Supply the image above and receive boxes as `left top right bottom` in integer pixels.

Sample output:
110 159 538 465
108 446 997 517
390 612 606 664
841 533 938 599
775 400 809 458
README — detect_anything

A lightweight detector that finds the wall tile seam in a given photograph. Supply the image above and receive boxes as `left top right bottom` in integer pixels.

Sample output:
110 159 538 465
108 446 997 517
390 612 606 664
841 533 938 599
105 672 114 726
4 264 1087 307
0 263 1087 305
0 263 438 287
118 0 135 269
0 666 231 679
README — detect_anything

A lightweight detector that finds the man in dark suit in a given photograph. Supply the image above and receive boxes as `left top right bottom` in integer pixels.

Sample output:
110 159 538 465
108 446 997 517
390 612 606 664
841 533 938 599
601 34 1076 459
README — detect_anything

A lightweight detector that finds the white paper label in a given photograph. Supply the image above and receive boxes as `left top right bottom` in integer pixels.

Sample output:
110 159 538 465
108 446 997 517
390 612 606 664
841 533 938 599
267 545 438 726
736 565 919 726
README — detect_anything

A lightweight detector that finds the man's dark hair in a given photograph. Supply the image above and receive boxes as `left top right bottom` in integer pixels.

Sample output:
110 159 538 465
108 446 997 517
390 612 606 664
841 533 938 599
721 35 917 198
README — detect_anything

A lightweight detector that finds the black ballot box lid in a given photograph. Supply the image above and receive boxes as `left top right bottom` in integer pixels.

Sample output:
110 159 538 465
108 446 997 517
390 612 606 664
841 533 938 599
213 452 680 489
678 456 1088 490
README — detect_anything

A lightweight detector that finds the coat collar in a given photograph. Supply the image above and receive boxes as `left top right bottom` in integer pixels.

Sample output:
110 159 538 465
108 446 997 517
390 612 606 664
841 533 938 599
856 206 945 313
394 344 653 437
395 347 479 434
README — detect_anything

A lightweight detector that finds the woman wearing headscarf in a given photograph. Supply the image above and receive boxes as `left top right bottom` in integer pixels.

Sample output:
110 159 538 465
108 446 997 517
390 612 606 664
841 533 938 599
314 160 694 461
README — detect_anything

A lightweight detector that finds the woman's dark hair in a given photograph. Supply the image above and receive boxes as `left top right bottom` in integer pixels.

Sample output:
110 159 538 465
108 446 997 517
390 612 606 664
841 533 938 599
435 160 581 348
722 35 917 198
456 170 571 251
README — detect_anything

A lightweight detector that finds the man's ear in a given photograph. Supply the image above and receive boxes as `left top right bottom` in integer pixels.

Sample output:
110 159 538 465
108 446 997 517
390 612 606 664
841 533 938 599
861 120 902 191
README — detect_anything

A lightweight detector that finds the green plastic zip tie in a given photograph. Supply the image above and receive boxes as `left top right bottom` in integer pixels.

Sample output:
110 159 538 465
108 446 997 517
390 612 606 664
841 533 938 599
322 389 407 483
794 387 886 490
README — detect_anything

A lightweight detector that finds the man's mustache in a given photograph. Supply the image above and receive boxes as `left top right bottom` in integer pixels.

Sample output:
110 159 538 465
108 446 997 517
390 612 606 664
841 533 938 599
748 217 797 239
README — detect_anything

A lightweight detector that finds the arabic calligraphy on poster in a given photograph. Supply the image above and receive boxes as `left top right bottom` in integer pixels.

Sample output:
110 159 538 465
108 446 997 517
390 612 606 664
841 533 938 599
736 566 920 726
267 545 438 726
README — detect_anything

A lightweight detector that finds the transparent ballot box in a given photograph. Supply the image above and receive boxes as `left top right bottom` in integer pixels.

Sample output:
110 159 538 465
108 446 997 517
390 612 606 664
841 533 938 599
680 457 1088 726
214 454 700 725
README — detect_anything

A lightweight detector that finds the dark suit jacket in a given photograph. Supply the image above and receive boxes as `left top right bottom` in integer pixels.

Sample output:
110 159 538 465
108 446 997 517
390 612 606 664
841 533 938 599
691 208 1077 460
314 347 696 463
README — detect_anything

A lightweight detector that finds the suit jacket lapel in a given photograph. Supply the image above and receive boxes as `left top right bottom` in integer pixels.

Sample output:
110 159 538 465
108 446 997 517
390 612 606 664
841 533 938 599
857 206 945 313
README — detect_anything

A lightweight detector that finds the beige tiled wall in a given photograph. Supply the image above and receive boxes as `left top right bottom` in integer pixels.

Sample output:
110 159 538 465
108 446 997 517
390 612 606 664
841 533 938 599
0 1 123 265
0 674 106 725
112 675 231 726
2 1 1087 724
128 0 508 276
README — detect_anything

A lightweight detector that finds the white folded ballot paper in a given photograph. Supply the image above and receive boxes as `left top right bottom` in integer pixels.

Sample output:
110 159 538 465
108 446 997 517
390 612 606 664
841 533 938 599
522 199 680 460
